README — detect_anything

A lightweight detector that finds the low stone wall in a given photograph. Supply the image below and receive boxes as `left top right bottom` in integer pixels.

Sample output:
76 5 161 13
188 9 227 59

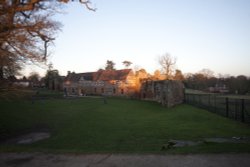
141 80 184 107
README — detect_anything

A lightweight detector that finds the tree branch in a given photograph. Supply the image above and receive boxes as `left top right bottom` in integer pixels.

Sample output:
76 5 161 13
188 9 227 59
79 0 96 11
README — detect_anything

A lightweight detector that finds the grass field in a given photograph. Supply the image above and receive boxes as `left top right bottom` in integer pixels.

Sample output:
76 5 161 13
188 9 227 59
1 96 250 153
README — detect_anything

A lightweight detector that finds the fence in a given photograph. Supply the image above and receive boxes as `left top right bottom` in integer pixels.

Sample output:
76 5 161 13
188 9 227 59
185 93 250 123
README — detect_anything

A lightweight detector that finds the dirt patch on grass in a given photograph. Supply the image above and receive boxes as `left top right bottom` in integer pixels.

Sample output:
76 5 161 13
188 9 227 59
4 132 51 144
1 125 51 145
162 137 250 150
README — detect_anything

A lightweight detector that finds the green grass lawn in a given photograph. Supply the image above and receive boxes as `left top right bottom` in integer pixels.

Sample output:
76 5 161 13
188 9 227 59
0 97 250 153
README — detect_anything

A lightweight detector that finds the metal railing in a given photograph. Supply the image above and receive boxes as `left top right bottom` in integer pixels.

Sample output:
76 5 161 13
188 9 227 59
185 93 250 123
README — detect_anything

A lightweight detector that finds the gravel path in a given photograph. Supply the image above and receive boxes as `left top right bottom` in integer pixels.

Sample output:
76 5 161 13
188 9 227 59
1 153 250 167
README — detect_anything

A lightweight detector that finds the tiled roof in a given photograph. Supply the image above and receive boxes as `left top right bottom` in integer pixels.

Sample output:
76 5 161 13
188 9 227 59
97 69 131 81
64 69 132 82
64 72 96 82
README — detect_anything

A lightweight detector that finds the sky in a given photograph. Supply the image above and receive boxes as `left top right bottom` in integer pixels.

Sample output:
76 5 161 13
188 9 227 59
23 0 250 77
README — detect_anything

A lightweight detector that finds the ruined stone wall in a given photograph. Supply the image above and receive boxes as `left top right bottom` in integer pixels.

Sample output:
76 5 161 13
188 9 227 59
141 80 184 107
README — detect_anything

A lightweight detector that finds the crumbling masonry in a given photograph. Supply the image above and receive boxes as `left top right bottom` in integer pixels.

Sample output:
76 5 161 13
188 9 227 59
140 80 184 107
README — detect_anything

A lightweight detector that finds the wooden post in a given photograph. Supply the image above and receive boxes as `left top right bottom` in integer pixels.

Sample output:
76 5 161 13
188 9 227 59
241 99 245 122
199 95 201 106
226 97 229 117
183 89 186 103
214 94 217 113
235 99 237 120
208 94 211 106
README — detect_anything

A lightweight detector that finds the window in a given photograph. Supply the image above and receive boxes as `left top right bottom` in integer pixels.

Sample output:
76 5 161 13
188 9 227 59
121 89 124 94
101 88 104 93
80 76 84 81
113 88 116 94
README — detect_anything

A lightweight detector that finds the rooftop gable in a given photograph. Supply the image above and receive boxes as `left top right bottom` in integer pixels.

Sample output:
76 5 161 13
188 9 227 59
64 72 96 82
64 69 132 83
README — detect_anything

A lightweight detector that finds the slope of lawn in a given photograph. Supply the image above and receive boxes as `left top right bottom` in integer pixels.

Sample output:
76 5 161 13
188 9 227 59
0 97 250 153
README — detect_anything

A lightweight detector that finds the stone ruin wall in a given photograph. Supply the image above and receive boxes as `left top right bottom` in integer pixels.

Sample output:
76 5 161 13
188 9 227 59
141 80 184 107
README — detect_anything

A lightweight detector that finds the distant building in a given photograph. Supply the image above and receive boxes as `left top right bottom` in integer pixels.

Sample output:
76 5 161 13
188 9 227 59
63 69 137 97
12 77 31 87
208 84 229 93
63 69 185 107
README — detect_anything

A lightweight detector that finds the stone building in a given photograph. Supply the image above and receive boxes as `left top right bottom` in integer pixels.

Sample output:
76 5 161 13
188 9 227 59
63 69 185 107
140 80 184 107
63 69 137 97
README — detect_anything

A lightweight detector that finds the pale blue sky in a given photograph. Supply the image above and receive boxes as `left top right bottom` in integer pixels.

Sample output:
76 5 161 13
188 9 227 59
25 0 250 76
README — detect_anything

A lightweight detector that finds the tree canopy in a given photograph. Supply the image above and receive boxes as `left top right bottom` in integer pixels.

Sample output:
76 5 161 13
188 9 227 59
122 60 132 69
173 69 184 81
0 0 94 80
105 60 116 70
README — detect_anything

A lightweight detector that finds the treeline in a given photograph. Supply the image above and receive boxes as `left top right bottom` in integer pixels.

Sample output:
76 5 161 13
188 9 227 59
184 74 250 95
2 54 249 95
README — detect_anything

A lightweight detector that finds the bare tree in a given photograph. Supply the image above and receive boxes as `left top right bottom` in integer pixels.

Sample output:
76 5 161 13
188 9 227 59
158 53 176 80
0 0 95 80
198 68 214 78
